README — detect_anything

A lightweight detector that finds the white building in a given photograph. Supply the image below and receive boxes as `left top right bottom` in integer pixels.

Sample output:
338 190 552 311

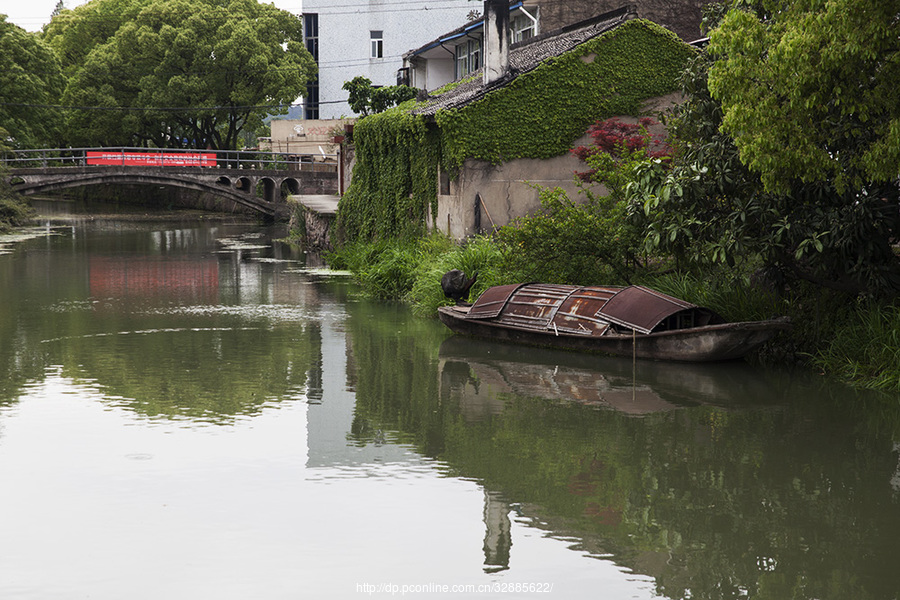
402 1 540 93
301 0 477 119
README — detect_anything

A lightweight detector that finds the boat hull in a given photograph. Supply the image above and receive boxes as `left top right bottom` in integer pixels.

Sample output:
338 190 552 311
438 306 788 362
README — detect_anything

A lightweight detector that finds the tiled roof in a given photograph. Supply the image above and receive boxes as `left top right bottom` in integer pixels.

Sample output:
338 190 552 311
412 6 637 117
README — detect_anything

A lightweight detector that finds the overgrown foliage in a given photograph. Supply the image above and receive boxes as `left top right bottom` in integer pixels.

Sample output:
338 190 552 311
405 235 503 316
814 300 900 392
42 0 316 149
434 20 696 171
624 6 900 297
692 0 900 295
495 185 646 286
342 76 419 116
0 163 34 232
337 19 694 244
708 0 900 195
335 100 440 242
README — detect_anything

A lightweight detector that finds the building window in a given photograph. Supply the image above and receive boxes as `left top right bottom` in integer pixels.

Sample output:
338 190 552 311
455 38 481 78
303 13 319 119
304 83 319 120
510 10 537 43
370 30 383 59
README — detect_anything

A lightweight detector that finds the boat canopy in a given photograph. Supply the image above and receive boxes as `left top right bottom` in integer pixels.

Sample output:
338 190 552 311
465 284 723 335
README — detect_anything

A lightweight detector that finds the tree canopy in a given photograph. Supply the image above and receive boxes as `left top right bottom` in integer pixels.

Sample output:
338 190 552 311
707 0 900 194
627 1 900 295
0 16 66 148
342 76 418 117
43 0 316 149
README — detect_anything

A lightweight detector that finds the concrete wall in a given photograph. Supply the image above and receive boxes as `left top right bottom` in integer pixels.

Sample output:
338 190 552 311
288 199 335 251
265 118 352 157
432 141 598 239
410 57 456 92
303 0 474 119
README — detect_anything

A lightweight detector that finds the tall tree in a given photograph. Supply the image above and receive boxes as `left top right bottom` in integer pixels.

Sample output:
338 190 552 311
43 0 144 78
0 16 66 147
46 0 316 149
708 0 900 194
50 1 67 19
628 2 900 295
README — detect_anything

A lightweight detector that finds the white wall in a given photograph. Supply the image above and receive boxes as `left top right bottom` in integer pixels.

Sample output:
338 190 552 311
303 0 474 119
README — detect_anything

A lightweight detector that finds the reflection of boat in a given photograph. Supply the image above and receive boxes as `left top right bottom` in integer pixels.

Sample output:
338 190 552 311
438 283 789 362
438 336 781 419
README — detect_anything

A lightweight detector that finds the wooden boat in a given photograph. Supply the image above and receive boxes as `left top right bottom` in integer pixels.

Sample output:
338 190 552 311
437 283 790 362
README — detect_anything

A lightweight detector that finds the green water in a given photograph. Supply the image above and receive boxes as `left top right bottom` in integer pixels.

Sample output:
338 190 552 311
0 212 898 599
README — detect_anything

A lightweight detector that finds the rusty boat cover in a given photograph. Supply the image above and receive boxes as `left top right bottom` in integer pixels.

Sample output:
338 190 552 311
464 283 718 336
597 285 698 334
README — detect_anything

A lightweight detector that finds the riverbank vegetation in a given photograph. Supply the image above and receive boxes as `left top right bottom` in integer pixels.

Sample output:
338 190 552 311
330 0 900 392
0 193 34 233
0 132 34 232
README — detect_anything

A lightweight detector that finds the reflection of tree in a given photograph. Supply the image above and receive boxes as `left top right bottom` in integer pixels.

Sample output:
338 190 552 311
0 244 72 408
345 302 900 599
54 325 317 423
0 224 339 422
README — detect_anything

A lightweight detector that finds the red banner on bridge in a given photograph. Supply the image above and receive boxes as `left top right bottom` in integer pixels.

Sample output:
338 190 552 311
86 151 217 167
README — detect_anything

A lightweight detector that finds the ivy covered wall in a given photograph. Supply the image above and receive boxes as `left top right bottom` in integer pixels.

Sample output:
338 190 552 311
335 105 440 242
436 20 696 169
336 19 696 243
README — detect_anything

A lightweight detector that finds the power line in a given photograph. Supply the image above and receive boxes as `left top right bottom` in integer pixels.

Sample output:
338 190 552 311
0 101 303 112
0 99 358 110
5 2 473 25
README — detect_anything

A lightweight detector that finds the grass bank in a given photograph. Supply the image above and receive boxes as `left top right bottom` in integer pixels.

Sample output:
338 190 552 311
328 233 900 393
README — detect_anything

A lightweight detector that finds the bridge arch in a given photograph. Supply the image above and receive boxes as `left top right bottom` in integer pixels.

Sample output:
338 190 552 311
236 176 253 192
4 148 339 219
282 178 301 196
259 177 277 204
8 169 280 217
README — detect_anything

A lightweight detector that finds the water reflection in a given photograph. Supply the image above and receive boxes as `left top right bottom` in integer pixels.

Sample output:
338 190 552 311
438 336 782 418
0 220 345 424
1 215 900 598
347 304 900 598
89 256 220 303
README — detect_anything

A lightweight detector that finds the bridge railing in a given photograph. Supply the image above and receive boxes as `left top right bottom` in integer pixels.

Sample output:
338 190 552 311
0 147 338 172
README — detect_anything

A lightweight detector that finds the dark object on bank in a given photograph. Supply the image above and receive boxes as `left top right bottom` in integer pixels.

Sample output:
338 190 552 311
441 269 478 305
438 283 790 362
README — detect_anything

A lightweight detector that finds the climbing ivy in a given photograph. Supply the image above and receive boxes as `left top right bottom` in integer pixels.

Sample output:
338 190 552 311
335 99 441 242
436 20 696 170
337 19 696 243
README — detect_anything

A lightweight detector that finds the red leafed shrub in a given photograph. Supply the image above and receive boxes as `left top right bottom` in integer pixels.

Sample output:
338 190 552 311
572 117 671 182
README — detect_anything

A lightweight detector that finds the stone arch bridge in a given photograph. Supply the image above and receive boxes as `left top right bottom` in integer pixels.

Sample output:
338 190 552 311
3 147 339 219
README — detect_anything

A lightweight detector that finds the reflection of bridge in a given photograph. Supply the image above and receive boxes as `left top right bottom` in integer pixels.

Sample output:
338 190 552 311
2 147 340 218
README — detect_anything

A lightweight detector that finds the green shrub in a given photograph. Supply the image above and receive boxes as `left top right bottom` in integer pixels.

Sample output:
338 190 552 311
406 234 504 316
328 238 422 300
0 169 34 231
494 185 647 286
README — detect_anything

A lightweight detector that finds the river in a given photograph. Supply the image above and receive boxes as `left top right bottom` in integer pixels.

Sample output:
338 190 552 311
1 204 899 599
